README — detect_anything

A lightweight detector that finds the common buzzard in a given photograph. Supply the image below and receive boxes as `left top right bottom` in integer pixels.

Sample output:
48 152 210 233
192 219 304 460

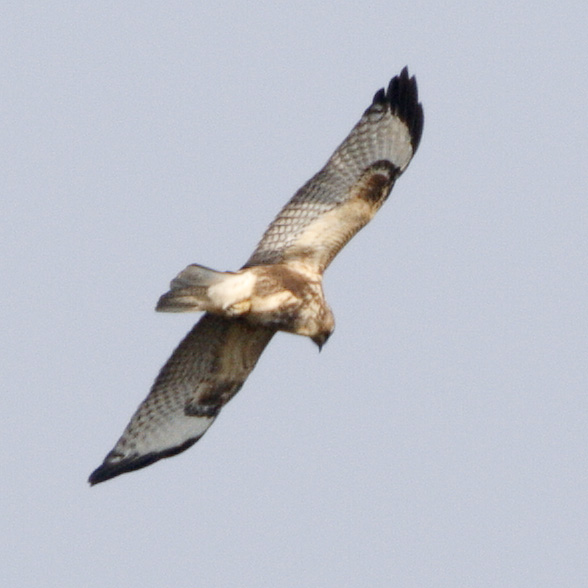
89 67 423 485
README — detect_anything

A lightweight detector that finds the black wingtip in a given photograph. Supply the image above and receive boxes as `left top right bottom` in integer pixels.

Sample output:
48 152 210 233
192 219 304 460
88 437 201 486
373 66 424 154
88 454 159 486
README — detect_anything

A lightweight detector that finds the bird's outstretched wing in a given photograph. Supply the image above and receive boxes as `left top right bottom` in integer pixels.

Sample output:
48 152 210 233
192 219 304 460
244 67 423 273
89 314 274 485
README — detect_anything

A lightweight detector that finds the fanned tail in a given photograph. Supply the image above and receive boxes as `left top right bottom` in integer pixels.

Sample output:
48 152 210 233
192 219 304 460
156 263 226 312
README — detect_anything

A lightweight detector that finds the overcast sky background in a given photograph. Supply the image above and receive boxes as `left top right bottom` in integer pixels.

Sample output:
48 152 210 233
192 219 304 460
2 2 587 587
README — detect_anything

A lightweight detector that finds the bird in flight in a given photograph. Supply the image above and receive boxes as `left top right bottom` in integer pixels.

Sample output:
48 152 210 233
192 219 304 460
89 67 424 485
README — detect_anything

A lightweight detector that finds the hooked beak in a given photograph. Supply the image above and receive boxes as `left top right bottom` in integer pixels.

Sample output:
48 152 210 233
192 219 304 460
312 332 331 352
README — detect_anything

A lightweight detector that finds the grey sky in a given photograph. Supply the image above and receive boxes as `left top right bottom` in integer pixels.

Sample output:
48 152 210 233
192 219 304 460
2 2 587 586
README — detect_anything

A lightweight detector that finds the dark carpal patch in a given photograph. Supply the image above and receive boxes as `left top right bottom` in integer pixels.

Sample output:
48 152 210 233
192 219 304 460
184 402 221 418
357 160 400 205
187 380 243 416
